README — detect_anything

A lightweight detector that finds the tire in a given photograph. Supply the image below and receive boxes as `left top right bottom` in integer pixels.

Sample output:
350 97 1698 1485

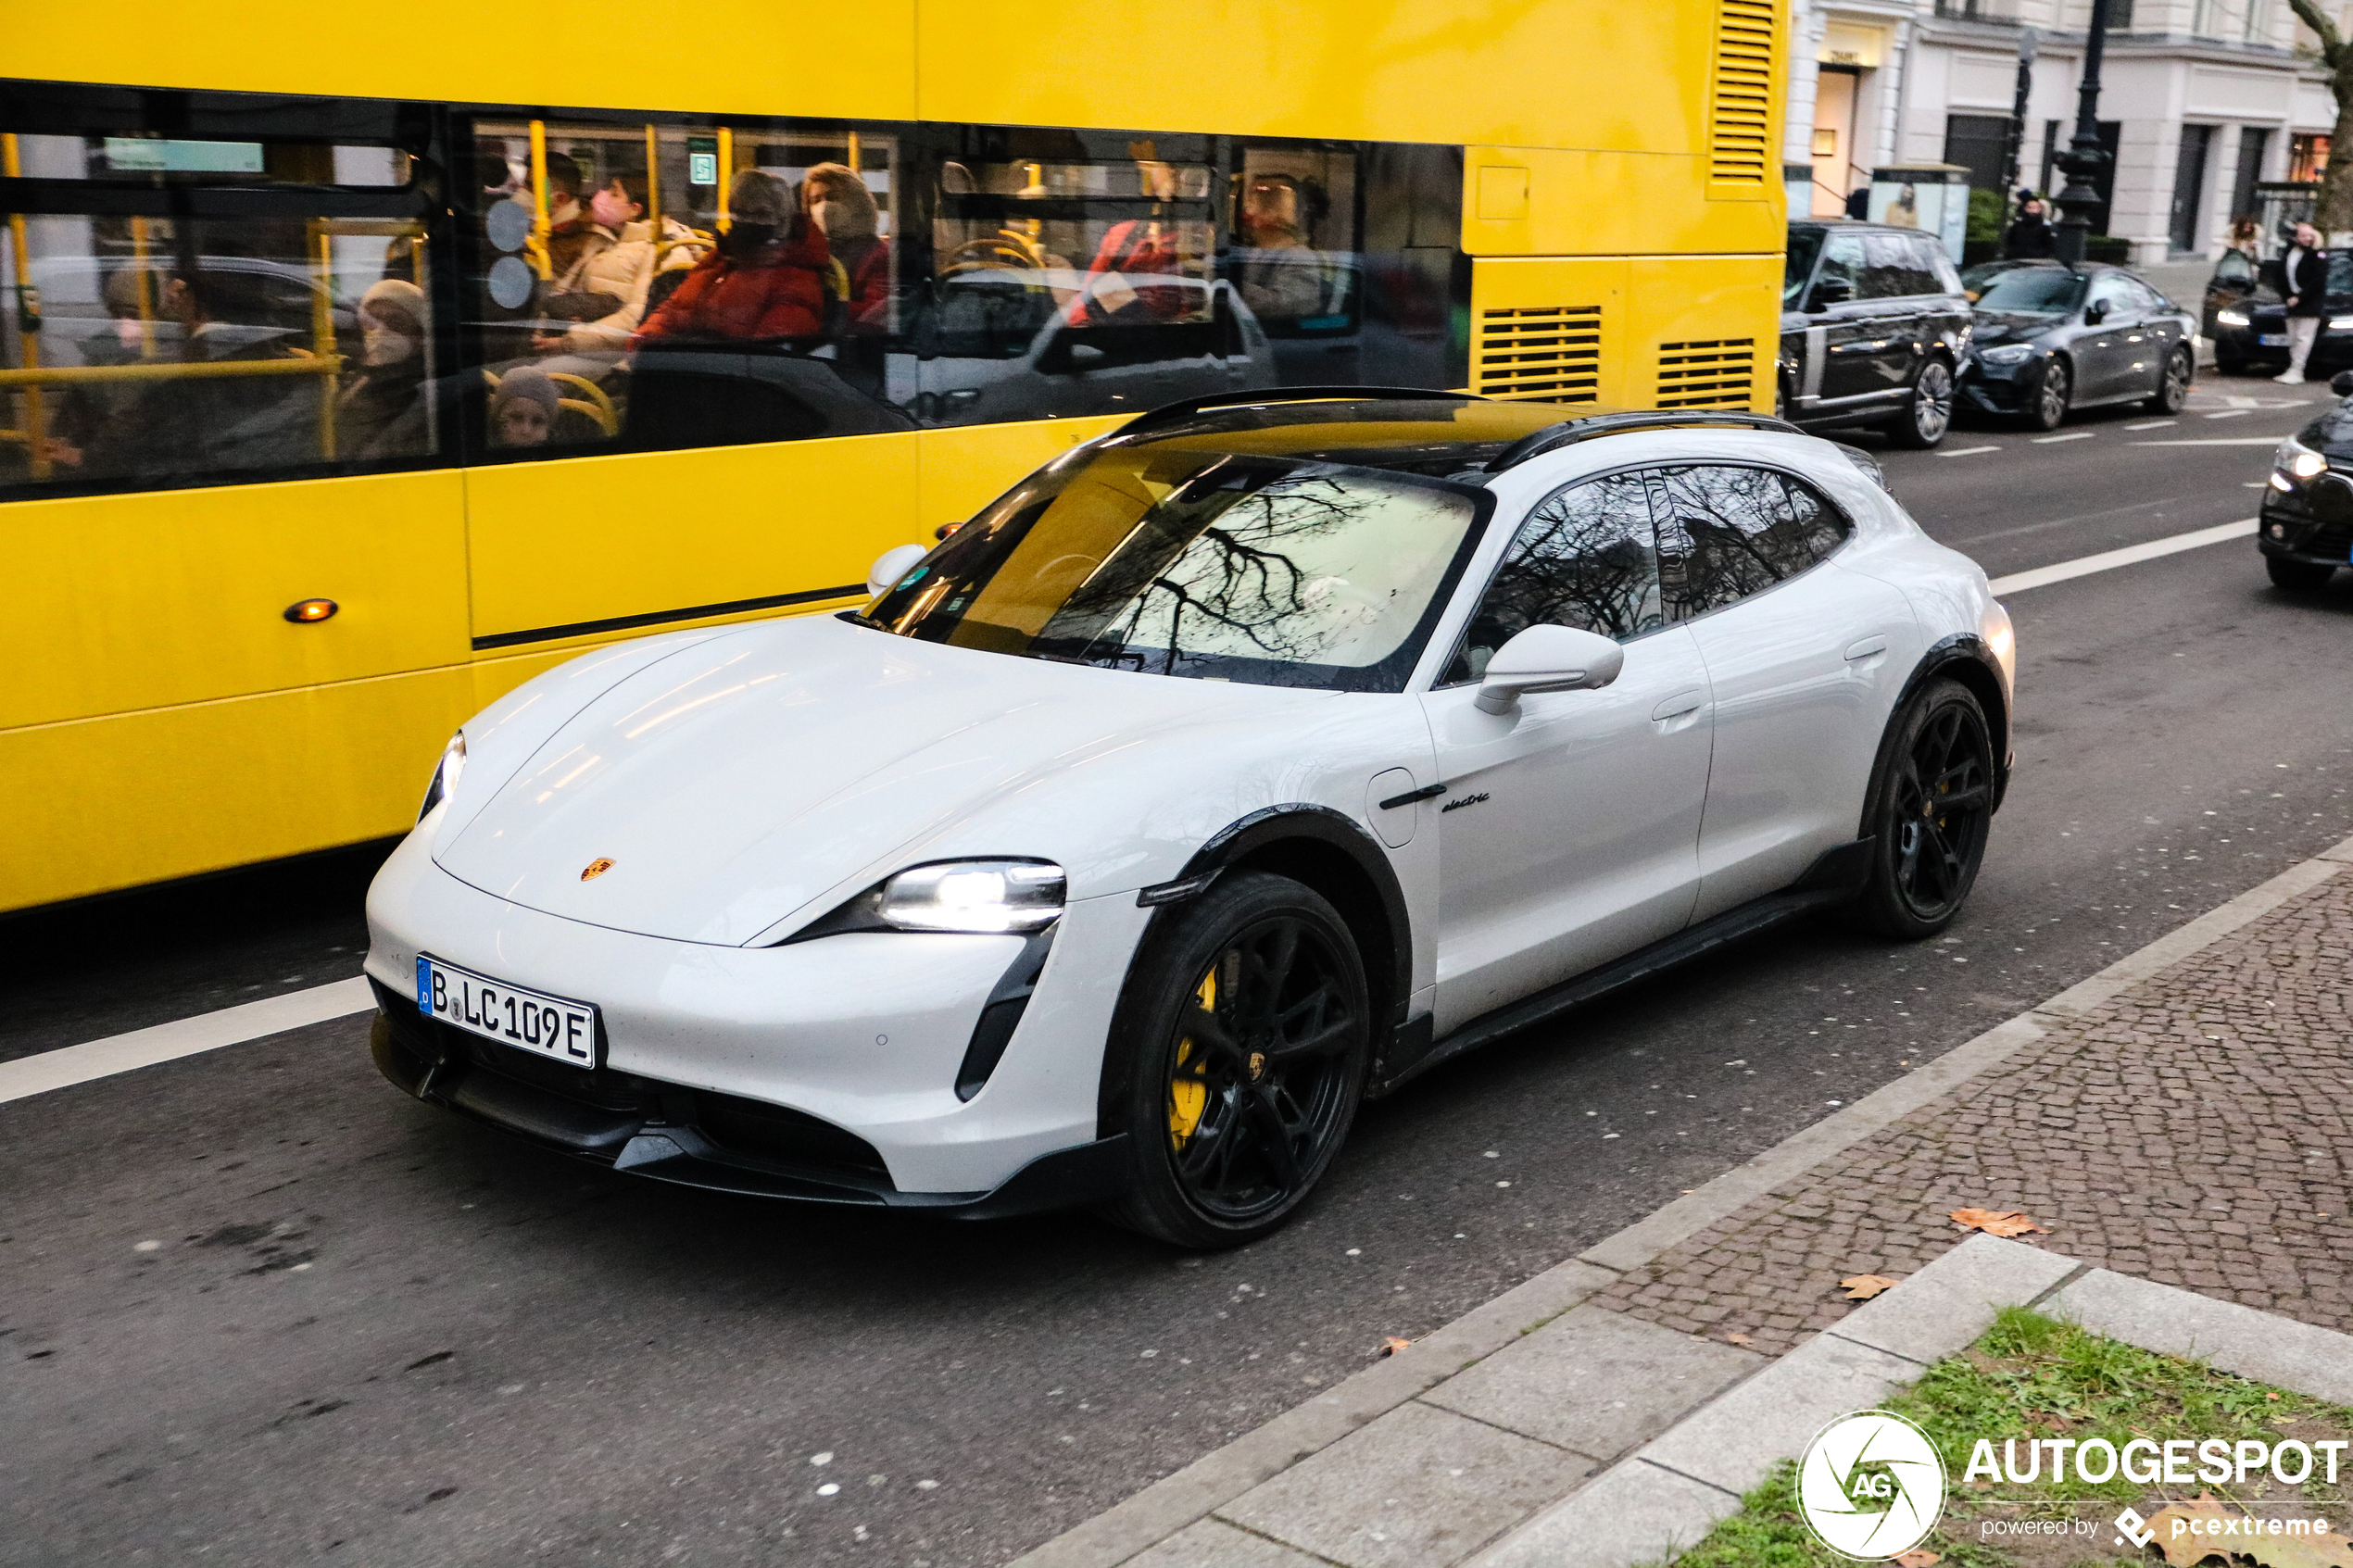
1101 872 1373 1248
2145 345 2193 413
2023 358 2070 431
1849 679 1996 940
2268 556 2337 593
1888 358 1955 448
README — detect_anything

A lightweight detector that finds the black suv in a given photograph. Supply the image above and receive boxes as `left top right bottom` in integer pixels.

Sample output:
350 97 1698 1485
2257 371 2353 592
1777 220 1974 448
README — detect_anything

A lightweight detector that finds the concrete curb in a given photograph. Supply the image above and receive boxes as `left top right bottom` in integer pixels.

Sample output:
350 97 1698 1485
1008 834 2353 1568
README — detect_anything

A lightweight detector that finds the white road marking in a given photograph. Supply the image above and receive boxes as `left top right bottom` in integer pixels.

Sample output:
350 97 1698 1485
1987 518 2258 596
2204 408 2254 420
2129 437 2284 445
2122 420 2176 431
2032 431 2096 444
1937 445 2002 458
0 977 374 1105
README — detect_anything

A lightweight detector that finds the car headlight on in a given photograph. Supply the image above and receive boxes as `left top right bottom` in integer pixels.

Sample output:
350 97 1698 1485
877 859 1064 933
2333 317 2353 332
2274 435 2329 488
1977 342 2036 366
418 732 466 821
2217 307 2251 327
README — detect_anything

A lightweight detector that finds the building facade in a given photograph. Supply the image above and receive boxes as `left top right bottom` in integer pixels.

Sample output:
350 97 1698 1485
1784 0 2347 261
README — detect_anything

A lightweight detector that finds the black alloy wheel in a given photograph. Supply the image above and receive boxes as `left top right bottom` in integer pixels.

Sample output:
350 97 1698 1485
1851 679 1996 939
2145 345 2193 413
1103 872 1371 1248
2268 557 2338 593
1890 358 1955 449
2025 358 2071 431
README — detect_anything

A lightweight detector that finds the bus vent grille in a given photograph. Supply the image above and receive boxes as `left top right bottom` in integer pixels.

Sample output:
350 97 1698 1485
1477 306 1602 402
1708 0 1778 186
1656 338 1757 408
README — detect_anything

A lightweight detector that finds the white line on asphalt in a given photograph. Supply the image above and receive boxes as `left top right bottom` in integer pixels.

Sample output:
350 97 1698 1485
2032 431 2095 443
2205 408 2254 420
2122 420 2176 431
2129 437 2284 445
1937 445 2002 458
1986 518 2258 596
0 977 373 1105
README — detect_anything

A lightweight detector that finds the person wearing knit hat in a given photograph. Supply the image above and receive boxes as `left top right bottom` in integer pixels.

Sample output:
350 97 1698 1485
634 169 832 345
336 278 433 458
490 365 560 447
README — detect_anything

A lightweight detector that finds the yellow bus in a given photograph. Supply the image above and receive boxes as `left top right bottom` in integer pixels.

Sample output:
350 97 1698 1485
2 0 1785 914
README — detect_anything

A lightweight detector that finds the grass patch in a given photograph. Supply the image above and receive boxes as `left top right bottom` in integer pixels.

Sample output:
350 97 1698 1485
1666 1308 2353 1568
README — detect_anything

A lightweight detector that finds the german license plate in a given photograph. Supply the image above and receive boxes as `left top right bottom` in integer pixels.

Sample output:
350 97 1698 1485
415 956 599 1067
2259 332 2289 346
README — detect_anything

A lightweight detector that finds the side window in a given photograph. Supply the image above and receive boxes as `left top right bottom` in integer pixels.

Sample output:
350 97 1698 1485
2213 250 2256 286
1913 237 1962 296
2086 273 2133 317
1439 472 1660 685
2126 278 2169 313
1654 465 1845 620
465 116 914 458
1818 233 1865 299
1859 234 1931 299
0 98 442 496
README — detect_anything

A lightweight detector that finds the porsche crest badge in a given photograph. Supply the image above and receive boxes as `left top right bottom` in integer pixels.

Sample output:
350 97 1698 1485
580 858 615 881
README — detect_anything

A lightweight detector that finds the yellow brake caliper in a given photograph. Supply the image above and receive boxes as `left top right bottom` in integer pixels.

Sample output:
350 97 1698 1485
1168 965 1214 1148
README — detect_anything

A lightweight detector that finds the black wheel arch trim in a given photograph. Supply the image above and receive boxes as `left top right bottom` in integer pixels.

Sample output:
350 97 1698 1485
1882 635 2013 816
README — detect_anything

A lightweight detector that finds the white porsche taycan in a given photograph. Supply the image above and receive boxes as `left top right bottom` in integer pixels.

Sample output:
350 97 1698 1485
366 392 2014 1247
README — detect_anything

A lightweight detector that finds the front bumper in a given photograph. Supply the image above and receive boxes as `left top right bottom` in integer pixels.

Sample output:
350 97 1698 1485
2259 490 2353 567
2213 320 2353 371
363 828 1152 1199
1957 356 2044 413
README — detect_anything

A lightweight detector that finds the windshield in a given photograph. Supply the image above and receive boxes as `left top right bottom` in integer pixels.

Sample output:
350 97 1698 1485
1784 227 1825 306
1971 268 2086 314
861 445 1489 690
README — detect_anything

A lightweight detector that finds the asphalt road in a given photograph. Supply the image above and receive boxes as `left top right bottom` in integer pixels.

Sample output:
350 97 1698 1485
6 373 2353 1568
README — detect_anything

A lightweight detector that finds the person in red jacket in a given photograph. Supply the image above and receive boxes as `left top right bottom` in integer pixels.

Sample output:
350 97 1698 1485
634 170 830 344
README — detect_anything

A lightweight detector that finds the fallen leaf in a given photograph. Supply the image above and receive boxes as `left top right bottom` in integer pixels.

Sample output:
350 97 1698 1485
1725 1332 1754 1347
1949 1207 2048 1237
1894 1549 1941 1568
2268 1391 2283 1401
1378 1336 1412 1358
2145 1493 2353 1568
1840 1273 1902 1300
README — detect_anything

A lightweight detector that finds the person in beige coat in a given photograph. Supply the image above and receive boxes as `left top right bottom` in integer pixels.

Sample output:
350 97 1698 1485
552 170 707 355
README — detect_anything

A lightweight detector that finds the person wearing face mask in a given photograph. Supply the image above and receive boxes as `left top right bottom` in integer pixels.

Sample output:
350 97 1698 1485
633 169 830 345
551 170 706 356
336 278 432 458
541 154 598 281
801 161 888 329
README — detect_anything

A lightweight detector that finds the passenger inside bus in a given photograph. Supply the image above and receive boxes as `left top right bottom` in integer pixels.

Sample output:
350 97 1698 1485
335 278 430 460
634 170 828 344
800 162 888 330
490 366 559 447
551 170 706 353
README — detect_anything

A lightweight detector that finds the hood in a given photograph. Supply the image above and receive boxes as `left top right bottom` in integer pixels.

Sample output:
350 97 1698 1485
433 613 1331 946
1968 311 2063 348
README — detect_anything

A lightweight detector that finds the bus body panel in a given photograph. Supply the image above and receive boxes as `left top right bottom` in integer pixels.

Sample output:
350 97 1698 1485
1462 147 1781 258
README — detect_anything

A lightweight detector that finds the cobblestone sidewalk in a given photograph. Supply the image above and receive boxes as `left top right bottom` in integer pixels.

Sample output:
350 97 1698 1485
1597 857 2353 1353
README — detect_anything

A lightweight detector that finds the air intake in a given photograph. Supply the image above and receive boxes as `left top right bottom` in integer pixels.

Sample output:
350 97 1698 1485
1475 306 1602 403
1656 338 1758 408
1708 0 1778 187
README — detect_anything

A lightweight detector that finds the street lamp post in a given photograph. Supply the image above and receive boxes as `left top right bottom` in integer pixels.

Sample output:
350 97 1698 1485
2051 0 2114 265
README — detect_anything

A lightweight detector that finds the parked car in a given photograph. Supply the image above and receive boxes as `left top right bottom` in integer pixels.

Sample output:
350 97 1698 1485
2206 250 2353 377
1956 260 2195 429
365 392 2014 1248
1776 220 1975 449
2256 369 2353 592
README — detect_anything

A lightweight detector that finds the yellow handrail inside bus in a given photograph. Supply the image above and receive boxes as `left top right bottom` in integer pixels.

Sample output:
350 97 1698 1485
308 222 339 460
528 119 552 280
543 370 613 426
0 357 345 385
644 123 661 239
716 127 734 233
130 216 157 358
3 132 52 481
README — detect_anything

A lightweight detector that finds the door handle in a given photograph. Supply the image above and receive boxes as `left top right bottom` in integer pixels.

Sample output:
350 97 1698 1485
1650 689 1705 721
1843 635 1889 661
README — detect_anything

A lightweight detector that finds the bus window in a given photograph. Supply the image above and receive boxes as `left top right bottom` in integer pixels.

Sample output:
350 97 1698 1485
0 118 440 495
464 116 914 459
1232 150 1357 339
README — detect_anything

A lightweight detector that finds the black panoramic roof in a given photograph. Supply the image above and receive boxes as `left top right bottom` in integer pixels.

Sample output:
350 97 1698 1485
1109 390 1801 478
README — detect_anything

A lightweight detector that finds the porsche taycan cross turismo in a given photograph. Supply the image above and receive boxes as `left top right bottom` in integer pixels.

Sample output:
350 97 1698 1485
366 390 2016 1248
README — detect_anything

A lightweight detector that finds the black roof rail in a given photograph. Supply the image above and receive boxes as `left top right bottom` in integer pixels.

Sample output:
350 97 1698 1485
1485 409 1805 472
1110 385 1489 438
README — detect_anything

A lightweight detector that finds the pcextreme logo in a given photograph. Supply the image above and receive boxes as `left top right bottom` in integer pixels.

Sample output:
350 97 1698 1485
1796 1410 1948 1561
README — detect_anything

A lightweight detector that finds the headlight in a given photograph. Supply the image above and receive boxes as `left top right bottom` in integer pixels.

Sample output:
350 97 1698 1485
418 732 466 821
2333 317 2353 332
877 859 1064 933
2275 435 2329 487
2218 307 2251 327
1977 342 2036 365
1983 601 2016 690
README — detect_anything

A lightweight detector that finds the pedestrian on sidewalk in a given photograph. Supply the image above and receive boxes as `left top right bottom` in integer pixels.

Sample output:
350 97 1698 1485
2277 221 2328 384
2003 195 2057 259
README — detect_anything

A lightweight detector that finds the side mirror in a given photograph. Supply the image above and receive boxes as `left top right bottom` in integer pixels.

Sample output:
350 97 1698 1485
1474 624 1625 716
1810 277 1854 309
2083 300 2108 325
1066 342 1108 368
2331 370 2353 398
866 543 928 598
